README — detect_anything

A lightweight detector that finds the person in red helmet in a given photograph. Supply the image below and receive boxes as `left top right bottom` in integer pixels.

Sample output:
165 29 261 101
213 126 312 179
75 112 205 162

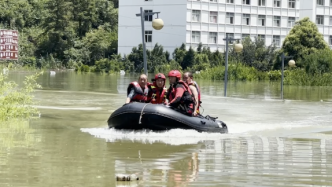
125 74 149 104
166 70 195 116
147 73 168 104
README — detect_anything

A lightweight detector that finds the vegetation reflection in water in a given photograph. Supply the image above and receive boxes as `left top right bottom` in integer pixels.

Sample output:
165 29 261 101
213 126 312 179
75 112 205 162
0 120 41 160
0 72 42 166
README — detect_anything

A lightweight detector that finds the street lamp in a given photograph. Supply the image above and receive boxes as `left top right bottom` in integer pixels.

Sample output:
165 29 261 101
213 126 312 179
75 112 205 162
223 36 243 97
280 53 295 100
136 8 163 75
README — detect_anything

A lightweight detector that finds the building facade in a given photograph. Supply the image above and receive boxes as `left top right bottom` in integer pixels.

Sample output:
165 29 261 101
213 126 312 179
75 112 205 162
118 0 332 55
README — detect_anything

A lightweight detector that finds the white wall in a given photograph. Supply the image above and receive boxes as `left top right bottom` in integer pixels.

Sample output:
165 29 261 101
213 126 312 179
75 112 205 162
299 0 315 21
119 0 332 54
186 0 300 50
118 0 187 56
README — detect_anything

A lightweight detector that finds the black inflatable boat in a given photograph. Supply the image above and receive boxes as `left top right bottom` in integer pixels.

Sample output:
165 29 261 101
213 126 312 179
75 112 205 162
107 102 228 133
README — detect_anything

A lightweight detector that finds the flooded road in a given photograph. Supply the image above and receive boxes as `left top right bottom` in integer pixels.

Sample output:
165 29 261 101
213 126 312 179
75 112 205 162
1 71 332 186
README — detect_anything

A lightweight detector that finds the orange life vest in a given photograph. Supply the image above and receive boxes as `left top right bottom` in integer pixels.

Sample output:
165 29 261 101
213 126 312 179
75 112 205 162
127 81 148 103
168 80 195 115
148 85 167 104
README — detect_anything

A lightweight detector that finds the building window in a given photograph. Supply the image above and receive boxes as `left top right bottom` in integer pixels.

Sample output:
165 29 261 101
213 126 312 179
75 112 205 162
274 0 281 7
289 0 295 8
192 31 200 43
226 33 234 43
258 0 265 6
274 16 281 27
288 17 296 27
243 0 250 5
317 0 325 5
316 15 324 25
145 31 152 42
242 14 250 25
242 34 250 40
330 16 332 25
210 0 217 2
144 10 153 21
329 36 332 45
209 32 217 43
145 0 152 1
258 34 265 42
273 35 280 47
210 11 218 23
192 10 201 22
226 13 234 24
258 15 265 26
330 0 332 6
227 0 234 3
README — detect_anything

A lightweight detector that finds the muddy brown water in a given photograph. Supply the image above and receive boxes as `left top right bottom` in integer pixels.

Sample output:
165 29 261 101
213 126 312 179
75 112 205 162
1 71 332 187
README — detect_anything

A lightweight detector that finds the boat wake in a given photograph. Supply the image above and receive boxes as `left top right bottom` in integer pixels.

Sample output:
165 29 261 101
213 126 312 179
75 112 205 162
81 112 332 145
80 128 235 145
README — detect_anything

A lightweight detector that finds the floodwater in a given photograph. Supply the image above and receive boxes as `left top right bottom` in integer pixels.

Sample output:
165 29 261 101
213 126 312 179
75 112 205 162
1 70 332 187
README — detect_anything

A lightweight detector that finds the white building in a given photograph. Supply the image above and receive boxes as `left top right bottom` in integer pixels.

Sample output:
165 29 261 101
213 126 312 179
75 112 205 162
118 0 332 55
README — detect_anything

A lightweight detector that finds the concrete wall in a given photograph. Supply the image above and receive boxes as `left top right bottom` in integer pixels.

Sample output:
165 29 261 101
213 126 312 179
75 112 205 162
119 0 332 55
118 0 187 55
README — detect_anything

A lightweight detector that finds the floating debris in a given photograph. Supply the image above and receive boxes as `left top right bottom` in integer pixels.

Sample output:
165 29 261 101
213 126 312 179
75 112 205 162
116 174 139 181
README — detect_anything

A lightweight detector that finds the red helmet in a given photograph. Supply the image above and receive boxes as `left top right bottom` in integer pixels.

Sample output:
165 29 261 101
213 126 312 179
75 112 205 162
168 70 181 79
154 73 166 80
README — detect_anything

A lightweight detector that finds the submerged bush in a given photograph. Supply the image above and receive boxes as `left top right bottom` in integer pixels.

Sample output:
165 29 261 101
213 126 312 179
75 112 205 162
195 63 268 81
284 68 332 86
0 72 42 121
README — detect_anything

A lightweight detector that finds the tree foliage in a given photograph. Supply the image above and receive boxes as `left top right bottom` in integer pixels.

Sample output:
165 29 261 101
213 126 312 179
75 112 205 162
282 17 329 62
235 37 277 71
0 0 119 68
0 72 42 121
301 49 332 76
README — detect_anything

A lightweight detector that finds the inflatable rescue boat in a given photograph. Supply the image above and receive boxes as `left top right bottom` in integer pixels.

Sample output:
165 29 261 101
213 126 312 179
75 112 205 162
107 102 228 133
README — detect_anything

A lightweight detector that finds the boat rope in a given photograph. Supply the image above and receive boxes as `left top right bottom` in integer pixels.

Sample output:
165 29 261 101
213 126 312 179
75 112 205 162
138 103 150 124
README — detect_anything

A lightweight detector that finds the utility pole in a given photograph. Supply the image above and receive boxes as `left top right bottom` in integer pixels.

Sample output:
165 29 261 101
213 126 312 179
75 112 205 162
223 36 242 97
136 8 161 75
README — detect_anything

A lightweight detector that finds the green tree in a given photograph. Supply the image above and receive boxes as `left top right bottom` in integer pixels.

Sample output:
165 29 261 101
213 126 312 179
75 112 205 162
236 37 277 71
128 44 144 71
282 17 329 62
95 0 118 30
82 26 117 65
70 0 98 38
127 43 169 73
147 44 168 73
302 49 332 76
0 0 33 30
210 50 224 66
196 43 203 53
181 47 195 70
110 0 119 8
193 53 210 71
38 0 75 60
25 0 49 27
173 43 186 64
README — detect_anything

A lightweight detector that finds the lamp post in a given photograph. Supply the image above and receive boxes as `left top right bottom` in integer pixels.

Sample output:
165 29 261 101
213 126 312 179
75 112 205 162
223 36 243 97
136 8 163 75
280 53 295 100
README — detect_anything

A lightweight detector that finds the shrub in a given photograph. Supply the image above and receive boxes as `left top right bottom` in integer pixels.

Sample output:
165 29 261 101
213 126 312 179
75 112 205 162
0 72 42 121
